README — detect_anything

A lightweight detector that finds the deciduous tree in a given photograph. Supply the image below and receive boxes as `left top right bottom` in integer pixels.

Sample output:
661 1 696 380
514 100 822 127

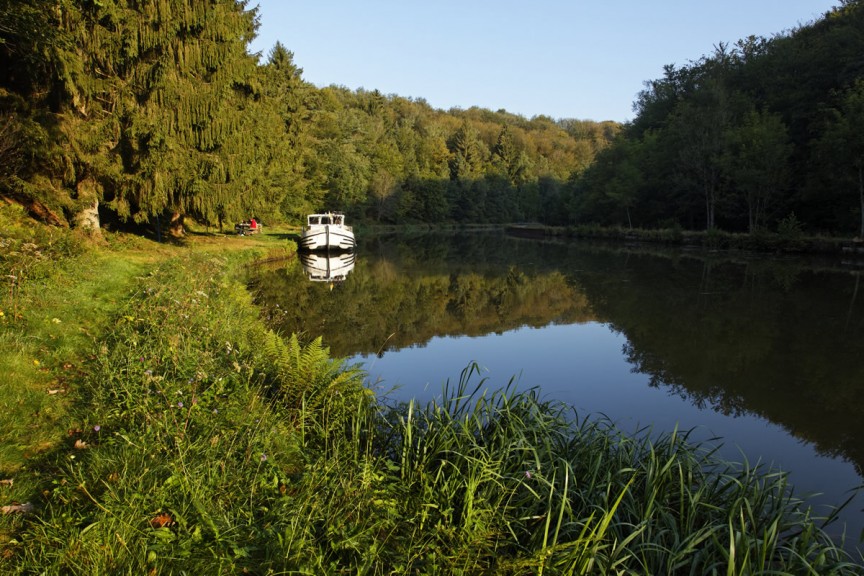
723 109 792 232
816 80 864 237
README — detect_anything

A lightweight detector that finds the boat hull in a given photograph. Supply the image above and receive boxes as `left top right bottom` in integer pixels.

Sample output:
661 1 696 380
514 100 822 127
299 225 356 251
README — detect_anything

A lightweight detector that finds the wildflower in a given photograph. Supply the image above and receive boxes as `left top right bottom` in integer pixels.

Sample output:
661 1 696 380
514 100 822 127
524 471 533 480
51 318 61 324
260 453 268 462
33 359 40 366
144 369 153 376
212 408 219 414
177 401 184 408
93 425 101 432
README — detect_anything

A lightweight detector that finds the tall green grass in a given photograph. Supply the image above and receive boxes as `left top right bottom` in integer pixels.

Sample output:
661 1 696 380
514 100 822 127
1 230 861 574
364 369 862 574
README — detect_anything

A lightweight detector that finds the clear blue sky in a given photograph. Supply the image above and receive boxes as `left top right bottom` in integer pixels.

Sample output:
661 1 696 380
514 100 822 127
248 1 839 123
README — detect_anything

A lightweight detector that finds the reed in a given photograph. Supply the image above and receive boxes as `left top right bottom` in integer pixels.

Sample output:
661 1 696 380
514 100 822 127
351 368 862 574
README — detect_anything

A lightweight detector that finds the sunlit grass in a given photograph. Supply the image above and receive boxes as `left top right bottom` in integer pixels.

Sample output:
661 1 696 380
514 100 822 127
0 241 153 473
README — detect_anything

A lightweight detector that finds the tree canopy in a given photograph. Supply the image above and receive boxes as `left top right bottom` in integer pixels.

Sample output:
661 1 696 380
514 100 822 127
571 1 864 236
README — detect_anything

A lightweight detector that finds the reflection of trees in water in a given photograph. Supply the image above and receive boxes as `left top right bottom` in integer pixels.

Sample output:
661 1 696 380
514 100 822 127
581 252 864 474
621 340 749 417
253 233 594 359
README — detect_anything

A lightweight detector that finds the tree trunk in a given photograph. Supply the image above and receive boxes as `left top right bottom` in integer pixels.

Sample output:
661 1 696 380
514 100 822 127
705 182 716 230
167 211 185 237
858 165 863 238
73 176 101 234
74 198 100 232
6 194 66 226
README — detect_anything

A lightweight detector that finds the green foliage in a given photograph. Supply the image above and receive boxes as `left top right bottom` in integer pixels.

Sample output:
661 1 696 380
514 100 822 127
576 4 864 236
777 212 804 238
0 248 369 573
814 79 864 236
722 108 792 232
2 0 620 232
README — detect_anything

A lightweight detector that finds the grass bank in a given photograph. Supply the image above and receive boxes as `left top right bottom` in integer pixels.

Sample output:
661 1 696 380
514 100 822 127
2 207 862 574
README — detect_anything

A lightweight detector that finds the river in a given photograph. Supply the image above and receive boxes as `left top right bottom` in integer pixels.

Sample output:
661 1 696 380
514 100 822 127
252 230 864 547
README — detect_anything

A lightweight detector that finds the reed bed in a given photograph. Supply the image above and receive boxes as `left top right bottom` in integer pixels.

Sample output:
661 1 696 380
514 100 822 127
1 243 861 574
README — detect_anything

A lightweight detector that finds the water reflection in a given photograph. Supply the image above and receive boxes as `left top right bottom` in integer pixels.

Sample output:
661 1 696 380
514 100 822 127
300 251 356 283
255 232 593 358
253 232 864 541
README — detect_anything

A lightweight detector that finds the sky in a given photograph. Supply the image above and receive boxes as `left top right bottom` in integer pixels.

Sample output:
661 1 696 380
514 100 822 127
247 1 840 123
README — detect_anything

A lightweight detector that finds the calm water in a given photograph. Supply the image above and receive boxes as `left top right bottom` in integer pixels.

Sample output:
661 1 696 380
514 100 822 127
253 231 864 546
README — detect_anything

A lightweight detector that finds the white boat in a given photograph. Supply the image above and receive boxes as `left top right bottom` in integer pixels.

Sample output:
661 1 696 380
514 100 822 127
299 212 356 251
300 251 355 283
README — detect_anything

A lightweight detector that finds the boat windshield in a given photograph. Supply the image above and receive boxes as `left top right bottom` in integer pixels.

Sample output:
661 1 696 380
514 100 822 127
307 214 343 226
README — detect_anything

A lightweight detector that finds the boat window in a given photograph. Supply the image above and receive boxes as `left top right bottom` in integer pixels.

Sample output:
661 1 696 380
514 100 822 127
321 216 331 224
308 216 319 225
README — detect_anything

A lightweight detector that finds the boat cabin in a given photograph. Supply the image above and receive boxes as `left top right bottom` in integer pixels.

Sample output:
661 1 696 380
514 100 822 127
307 213 344 226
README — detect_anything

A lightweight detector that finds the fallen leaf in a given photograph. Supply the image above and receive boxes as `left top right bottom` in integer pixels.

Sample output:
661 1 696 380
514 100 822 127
149 512 175 528
1 502 34 515
74 439 88 449
0 479 12 487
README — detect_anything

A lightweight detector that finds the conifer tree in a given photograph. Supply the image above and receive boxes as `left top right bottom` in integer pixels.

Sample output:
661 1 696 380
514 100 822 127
57 0 261 234
260 42 318 222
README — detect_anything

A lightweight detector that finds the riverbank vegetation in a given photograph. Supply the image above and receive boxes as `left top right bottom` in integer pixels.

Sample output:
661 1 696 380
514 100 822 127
2 207 863 573
506 220 857 255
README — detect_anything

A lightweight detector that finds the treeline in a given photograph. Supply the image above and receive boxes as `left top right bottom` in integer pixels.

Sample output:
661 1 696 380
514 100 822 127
0 0 617 235
5 1 862 237
570 0 864 237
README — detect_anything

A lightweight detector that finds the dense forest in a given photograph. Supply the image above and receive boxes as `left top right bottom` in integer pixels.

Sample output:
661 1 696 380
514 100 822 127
1 1 863 236
575 0 864 236
0 0 617 235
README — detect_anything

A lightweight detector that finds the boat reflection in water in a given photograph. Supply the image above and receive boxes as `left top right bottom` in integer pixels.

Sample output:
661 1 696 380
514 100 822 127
300 251 356 284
